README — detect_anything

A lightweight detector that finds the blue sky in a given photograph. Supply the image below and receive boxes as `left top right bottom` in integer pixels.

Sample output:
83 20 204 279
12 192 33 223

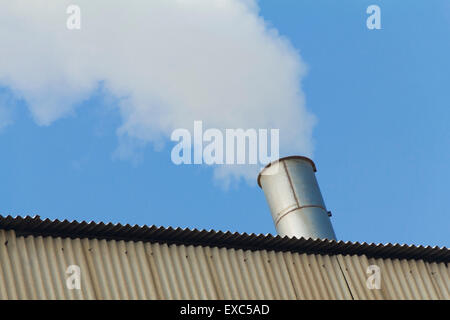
0 0 449 247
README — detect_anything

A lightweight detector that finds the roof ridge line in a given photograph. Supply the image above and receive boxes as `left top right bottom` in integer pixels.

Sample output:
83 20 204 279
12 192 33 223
0 215 448 263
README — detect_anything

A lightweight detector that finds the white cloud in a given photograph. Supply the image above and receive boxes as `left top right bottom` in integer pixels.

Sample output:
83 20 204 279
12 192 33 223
0 0 316 183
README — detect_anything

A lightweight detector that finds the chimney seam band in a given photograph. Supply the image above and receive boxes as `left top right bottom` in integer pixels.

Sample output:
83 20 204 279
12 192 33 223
282 161 301 208
275 205 328 227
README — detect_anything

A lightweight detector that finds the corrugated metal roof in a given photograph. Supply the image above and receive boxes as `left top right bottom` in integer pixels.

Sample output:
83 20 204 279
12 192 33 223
337 254 449 299
0 227 448 300
0 215 448 263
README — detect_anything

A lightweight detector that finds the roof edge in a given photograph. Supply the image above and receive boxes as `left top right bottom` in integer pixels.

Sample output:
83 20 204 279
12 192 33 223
0 215 448 263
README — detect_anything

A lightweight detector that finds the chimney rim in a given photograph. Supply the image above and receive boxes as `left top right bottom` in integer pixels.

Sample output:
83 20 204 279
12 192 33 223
257 155 317 188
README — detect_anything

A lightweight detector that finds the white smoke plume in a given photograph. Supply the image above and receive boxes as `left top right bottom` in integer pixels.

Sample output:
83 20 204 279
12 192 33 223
0 0 316 183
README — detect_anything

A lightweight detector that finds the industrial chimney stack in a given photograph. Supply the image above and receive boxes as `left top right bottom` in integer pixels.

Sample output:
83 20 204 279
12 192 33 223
258 156 336 240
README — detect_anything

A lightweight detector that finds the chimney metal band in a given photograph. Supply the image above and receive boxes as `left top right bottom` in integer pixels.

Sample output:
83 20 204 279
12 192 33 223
274 205 328 227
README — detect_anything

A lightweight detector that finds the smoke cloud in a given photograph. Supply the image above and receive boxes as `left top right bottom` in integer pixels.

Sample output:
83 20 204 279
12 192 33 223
0 0 316 183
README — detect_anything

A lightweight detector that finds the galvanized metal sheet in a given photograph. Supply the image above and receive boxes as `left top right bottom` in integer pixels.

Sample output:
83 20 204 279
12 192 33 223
0 229 448 300
0 215 447 263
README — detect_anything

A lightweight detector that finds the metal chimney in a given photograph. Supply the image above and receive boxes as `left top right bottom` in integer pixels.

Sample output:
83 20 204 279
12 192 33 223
257 156 336 240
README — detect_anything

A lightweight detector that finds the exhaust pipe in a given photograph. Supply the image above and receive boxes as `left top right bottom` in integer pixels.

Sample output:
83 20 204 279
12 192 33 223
258 156 336 240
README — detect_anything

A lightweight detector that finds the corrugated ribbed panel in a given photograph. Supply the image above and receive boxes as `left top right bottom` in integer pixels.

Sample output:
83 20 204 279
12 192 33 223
0 229 448 300
1 215 448 263
337 254 449 300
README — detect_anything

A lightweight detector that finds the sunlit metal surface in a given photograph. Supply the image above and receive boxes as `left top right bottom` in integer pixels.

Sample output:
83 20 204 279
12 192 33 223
258 156 336 240
0 216 448 300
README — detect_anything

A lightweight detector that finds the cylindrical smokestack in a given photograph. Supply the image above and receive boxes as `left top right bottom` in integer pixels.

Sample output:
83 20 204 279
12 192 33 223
258 156 336 240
